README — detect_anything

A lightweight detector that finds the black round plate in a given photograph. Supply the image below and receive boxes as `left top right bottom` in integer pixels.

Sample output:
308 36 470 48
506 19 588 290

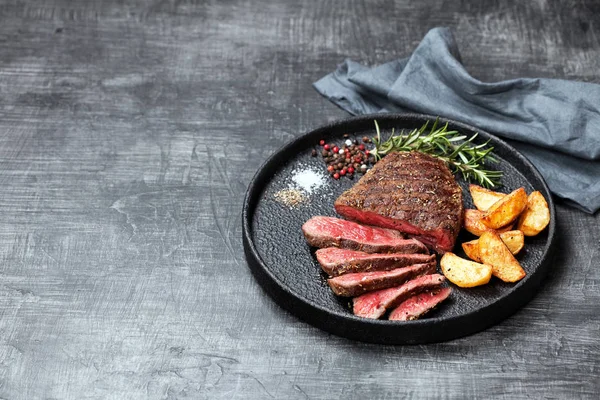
242 114 556 344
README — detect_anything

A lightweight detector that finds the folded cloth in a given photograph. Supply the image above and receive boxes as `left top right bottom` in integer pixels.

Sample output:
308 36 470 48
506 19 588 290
314 27 600 213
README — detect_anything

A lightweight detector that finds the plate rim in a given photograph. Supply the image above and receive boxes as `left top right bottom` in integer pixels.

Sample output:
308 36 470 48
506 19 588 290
242 112 556 344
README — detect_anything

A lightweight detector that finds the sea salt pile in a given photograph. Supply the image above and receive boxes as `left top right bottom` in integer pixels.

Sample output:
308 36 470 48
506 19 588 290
291 167 326 195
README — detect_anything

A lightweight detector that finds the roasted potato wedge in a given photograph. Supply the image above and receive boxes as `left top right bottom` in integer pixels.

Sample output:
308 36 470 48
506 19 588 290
481 187 528 229
462 230 524 262
479 231 526 283
461 240 482 262
469 184 506 212
440 252 493 288
499 230 525 254
464 209 514 237
517 191 551 236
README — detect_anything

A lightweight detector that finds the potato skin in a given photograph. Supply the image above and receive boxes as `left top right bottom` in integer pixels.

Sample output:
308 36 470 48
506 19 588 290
479 231 526 283
469 184 506 212
481 187 528 229
461 240 481 262
440 252 492 288
462 230 524 262
517 191 551 236
499 230 525 254
464 209 514 237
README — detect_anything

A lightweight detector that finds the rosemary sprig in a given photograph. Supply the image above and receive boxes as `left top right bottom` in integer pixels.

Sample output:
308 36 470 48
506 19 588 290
371 119 502 187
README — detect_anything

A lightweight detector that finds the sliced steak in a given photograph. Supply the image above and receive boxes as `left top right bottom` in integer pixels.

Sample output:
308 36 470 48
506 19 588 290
388 287 452 321
327 263 437 297
302 216 428 254
334 151 463 253
316 248 435 277
353 274 445 319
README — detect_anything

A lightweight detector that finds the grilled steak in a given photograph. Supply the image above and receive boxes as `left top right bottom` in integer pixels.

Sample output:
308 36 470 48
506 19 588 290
353 274 445 319
315 248 435 277
388 287 452 321
327 263 437 297
334 151 463 253
302 216 428 254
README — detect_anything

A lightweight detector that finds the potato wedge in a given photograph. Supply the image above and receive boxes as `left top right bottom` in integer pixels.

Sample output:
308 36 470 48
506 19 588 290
462 230 524 262
464 209 515 237
499 230 525 255
479 231 526 283
481 187 528 229
517 191 551 236
440 252 493 288
469 184 506 212
461 240 482 262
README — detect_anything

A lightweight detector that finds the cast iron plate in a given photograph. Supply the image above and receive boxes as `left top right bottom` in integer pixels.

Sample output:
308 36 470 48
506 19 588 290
242 114 556 344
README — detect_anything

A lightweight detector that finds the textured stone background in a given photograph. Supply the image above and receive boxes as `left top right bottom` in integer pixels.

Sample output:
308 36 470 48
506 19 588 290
0 1 598 398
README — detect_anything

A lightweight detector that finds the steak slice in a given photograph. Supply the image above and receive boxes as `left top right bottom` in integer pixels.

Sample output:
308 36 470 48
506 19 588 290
388 287 452 321
327 262 437 297
302 216 428 254
353 274 445 319
334 151 463 253
316 248 435 277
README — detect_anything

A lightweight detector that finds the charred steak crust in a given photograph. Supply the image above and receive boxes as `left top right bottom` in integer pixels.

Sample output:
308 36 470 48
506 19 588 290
334 151 463 253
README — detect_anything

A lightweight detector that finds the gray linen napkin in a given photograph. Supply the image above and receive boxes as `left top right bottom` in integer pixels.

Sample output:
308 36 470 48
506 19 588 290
314 27 600 213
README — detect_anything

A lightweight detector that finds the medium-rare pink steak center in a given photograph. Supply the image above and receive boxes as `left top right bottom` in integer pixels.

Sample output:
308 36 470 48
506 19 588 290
334 151 464 253
353 274 446 319
327 262 437 297
302 215 428 254
315 248 435 277
388 287 452 321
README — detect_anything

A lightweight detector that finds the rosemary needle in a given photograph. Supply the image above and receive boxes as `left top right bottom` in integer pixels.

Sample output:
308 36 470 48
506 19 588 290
371 119 503 188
